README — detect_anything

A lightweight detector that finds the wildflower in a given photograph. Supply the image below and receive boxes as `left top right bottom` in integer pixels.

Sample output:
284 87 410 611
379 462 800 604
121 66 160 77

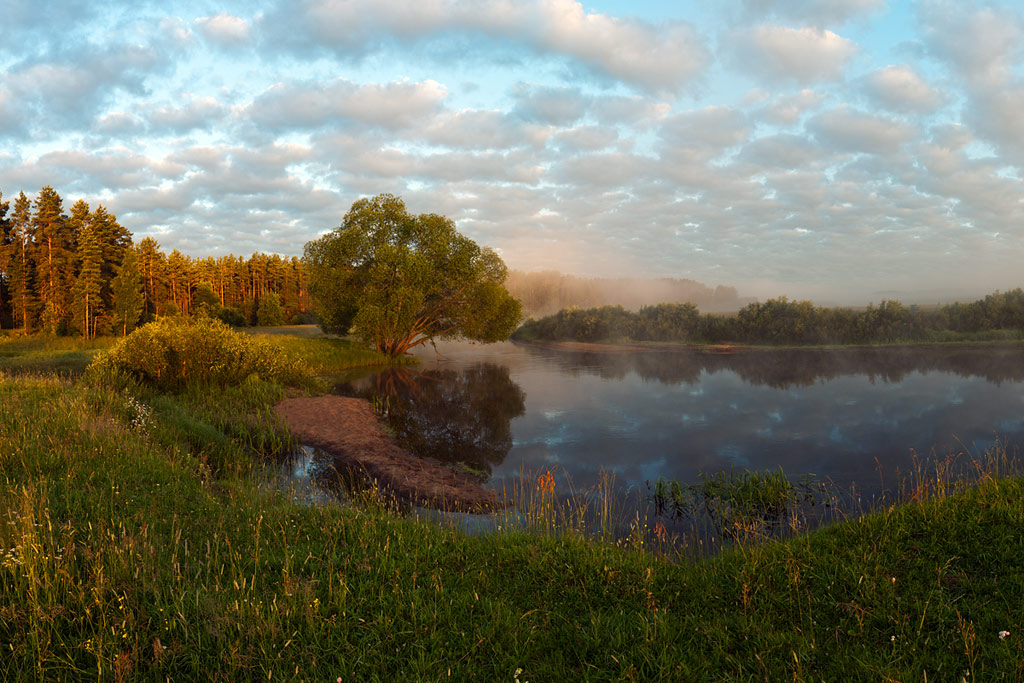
537 470 555 495
999 630 1010 639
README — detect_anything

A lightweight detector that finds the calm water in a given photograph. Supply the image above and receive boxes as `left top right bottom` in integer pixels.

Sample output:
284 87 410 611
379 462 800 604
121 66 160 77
333 341 1024 500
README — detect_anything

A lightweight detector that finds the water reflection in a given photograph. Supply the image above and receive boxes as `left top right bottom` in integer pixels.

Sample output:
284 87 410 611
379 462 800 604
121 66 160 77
335 363 527 478
523 344 1024 389
323 341 1024 509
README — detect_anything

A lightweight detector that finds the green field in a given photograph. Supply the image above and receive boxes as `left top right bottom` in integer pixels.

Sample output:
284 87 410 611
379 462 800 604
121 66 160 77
2 327 1023 680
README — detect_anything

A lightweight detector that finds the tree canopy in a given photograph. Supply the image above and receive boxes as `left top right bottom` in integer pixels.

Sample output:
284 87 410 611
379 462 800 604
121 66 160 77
304 194 521 355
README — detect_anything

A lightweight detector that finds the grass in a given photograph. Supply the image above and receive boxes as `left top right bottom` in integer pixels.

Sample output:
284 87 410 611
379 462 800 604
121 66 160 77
0 335 115 376
2 330 1024 680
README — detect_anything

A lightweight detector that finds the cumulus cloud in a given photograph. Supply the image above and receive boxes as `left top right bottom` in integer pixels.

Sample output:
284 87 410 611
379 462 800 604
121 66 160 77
420 110 552 150
730 25 858 84
922 4 1023 87
1 42 165 134
260 0 710 94
738 134 822 169
733 0 885 27
551 125 619 153
755 89 827 125
862 65 944 114
660 106 751 156
511 84 588 126
194 14 252 47
248 78 448 130
808 106 916 155
921 5 1024 161
148 97 228 133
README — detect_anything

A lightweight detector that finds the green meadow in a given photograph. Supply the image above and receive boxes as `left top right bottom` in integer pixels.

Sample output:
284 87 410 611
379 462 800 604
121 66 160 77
2 323 1023 681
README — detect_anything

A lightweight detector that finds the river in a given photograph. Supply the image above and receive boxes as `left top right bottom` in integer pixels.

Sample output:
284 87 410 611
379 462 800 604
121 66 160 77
329 340 1024 506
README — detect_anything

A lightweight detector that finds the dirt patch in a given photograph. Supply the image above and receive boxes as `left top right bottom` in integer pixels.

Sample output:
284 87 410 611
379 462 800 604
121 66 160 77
274 395 500 512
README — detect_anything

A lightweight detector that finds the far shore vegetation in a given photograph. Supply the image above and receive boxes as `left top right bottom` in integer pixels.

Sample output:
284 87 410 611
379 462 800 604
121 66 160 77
513 289 1024 347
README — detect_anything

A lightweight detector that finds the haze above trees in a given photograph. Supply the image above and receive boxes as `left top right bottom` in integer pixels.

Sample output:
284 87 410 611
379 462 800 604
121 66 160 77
506 270 749 318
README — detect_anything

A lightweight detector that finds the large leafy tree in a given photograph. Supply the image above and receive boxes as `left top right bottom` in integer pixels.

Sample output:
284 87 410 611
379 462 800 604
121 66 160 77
305 194 521 356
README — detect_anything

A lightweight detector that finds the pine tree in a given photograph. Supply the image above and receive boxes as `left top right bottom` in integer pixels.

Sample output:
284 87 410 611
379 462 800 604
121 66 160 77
7 192 34 331
73 225 104 339
136 236 167 318
166 249 193 316
89 204 132 306
0 190 11 329
111 247 143 336
33 186 74 334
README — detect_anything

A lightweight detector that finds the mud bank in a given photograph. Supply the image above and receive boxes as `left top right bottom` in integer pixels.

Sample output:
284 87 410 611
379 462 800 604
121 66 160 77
275 395 499 512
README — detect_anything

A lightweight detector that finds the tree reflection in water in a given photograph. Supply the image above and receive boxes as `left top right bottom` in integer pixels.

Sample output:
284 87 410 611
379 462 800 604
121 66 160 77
531 344 1024 389
336 363 526 479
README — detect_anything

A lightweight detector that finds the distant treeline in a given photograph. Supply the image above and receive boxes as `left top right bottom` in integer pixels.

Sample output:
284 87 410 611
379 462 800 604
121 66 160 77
513 292 1024 346
505 270 750 317
0 186 311 337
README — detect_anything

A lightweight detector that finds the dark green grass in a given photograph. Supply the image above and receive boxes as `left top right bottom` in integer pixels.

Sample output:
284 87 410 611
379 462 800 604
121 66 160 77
1 337 1023 680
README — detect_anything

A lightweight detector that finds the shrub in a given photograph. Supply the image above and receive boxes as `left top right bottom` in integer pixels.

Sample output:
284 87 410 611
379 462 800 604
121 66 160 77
88 316 312 392
214 306 248 327
256 292 285 326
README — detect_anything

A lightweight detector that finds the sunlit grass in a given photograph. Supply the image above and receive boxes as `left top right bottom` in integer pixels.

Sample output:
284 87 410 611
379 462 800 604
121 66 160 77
0 335 115 376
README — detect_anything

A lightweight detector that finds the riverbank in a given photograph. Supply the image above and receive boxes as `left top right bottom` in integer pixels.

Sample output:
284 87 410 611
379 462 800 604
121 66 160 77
2 332 1023 679
275 395 500 511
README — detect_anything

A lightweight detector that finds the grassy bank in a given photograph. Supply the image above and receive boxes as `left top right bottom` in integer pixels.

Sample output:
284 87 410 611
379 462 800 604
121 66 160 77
2 332 1023 680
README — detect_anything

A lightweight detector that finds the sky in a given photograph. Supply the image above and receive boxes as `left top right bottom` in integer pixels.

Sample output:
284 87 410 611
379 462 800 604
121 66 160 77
2 0 1024 305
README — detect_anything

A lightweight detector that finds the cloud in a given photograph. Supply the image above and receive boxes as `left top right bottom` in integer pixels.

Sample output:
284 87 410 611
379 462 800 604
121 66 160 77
552 151 651 190
511 84 588 126
808 106 916 155
920 5 1024 160
964 85 1024 160
590 95 671 126
420 110 552 150
733 0 885 27
248 78 448 130
738 134 822 169
148 97 228 133
861 65 944 114
921 4 1023 87
0 42 166 135
730 25 858 84
260 0 711 94
660 106 751 156
194 14 253 47
551 125 619 153
755 89 827 125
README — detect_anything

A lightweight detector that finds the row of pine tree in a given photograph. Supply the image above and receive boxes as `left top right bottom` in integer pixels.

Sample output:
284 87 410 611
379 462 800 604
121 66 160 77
0 186 311 338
